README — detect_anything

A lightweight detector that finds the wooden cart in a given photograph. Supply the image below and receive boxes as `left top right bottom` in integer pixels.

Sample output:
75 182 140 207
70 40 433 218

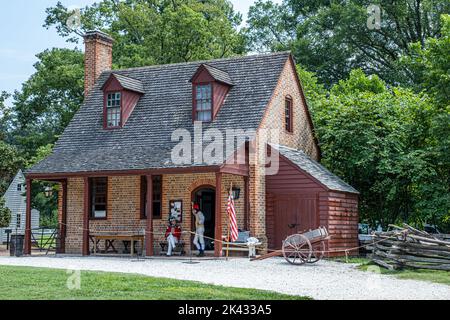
252 227 330 265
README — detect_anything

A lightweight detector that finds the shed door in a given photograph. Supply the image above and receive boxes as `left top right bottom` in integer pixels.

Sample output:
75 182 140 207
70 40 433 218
273 195 317 249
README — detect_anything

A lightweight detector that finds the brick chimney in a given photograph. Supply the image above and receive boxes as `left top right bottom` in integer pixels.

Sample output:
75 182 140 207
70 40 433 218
83 30 114 97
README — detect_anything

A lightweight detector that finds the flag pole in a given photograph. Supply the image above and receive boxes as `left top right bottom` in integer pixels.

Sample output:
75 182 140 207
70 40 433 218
226 182 233 260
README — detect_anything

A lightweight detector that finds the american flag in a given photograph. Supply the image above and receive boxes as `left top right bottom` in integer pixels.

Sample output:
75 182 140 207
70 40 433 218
227 193 239 242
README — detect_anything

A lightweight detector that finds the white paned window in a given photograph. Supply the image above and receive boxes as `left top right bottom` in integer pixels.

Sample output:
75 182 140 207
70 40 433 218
106 92 121 127
195 84 212 122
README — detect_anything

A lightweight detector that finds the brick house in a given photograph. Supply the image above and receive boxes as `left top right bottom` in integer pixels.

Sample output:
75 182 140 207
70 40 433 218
24 30 359 257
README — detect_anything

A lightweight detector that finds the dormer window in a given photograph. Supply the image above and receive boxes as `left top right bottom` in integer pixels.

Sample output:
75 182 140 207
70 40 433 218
101 73 144 129
106 92 122 127
190 64 233 122
195 84 212 122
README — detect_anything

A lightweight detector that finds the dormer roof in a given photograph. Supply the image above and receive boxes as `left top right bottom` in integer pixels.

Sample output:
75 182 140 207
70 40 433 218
190 64 234 86
101 73 145 93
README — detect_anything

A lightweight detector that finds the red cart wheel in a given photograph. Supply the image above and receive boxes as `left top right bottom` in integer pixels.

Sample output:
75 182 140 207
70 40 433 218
282 234 312 265
307 241 326 263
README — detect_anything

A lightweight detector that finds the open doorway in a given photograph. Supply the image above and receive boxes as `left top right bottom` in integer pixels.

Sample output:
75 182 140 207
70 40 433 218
192 187 216 251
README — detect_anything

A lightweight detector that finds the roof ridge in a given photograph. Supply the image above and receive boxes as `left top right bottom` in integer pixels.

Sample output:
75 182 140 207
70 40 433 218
111 73 142 81
109 51 292 74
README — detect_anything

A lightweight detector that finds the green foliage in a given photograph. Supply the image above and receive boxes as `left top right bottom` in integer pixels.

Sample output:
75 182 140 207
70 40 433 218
0 142 24 195
0 197 12 228
304 68 450 231
27 144 54 169
44 0 246 68
246 0 450 86
359 263 450 286
0 91 11 140
399 14 450 106
6 49 84 158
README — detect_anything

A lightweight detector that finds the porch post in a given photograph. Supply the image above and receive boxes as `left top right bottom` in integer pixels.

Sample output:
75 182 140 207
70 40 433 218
244 176 249 231
145 174 153 256
215 172 222 257
59 179 68 254
82 177 90 256
24 178 32 255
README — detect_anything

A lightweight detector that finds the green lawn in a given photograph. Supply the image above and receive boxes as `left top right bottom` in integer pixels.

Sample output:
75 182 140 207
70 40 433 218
358 263 450 286
330 256 450 286
0 266 309 300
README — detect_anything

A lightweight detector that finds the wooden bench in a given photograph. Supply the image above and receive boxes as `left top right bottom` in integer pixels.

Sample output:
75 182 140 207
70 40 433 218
223 241 262 258
159 241 186 256
90 234 144 256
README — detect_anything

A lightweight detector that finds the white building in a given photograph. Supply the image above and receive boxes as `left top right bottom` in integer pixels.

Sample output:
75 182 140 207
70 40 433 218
0 170 40 243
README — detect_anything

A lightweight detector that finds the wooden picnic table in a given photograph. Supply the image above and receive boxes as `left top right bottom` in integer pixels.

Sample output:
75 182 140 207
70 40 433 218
90 234 145 256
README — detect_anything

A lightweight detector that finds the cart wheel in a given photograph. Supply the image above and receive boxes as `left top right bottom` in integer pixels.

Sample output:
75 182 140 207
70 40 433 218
307 241 326 263
282 234 312 265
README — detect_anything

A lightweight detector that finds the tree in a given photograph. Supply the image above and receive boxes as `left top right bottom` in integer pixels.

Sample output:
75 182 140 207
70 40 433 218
400 14 450 106
6 48 84 158
246 0 450 86
0 142 24 195
304 68 449 230
0 91 11 141
44 0 246 68
0 198 12 228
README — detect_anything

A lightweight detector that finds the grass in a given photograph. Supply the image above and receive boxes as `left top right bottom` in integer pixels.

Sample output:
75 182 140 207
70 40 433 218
326 256 371 265
0 266 310 300
330 256 450 286
358 263 450 286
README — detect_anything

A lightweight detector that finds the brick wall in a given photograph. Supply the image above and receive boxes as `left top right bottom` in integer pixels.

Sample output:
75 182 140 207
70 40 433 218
61 173 245 255
259 58 319 160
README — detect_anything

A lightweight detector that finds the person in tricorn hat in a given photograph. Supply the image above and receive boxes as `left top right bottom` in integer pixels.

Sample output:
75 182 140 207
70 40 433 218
192 203 205 257
164 218 181 256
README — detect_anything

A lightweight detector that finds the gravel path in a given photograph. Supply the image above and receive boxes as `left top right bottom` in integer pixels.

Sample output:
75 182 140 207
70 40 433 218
0 256 448 300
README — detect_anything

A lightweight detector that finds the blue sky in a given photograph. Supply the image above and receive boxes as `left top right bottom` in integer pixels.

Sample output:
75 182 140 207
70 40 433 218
0 0 282 103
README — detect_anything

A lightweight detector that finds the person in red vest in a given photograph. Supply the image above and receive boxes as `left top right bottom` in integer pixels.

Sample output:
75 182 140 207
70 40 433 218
165 218 182 256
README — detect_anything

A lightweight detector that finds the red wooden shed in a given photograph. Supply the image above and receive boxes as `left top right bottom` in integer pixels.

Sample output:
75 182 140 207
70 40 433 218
266 145 359 256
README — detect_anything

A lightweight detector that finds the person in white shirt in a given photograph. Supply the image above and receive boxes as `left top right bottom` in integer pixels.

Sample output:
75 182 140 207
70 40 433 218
192 203 205 257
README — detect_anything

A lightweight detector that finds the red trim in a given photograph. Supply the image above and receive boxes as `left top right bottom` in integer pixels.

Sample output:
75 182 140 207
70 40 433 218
140 175 163 220
214 172 222 257
103 90 123 129
192 82 214 123
24 178 32 255
82 177 90 256
145 174 154 256
59 180 67 254
285 96 294 134
26 166 221 180
244 176 249 231
88 177 108 220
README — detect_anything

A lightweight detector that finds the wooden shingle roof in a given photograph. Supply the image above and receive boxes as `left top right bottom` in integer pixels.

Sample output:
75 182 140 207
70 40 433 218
28 52 292 175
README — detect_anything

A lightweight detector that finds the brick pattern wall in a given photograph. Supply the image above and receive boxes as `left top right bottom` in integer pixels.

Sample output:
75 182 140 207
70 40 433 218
61 173 245 255
65 178 84 254
259 59 319 160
